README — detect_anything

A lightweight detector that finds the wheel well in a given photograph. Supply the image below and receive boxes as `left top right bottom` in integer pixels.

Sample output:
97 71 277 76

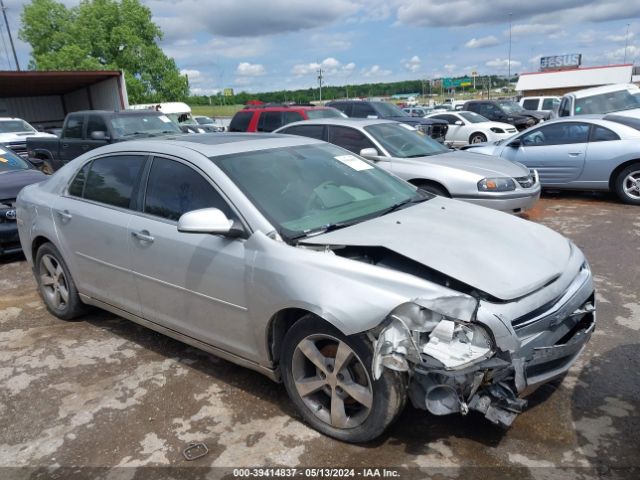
408 179 451 197
469 131 486 141
609 159 640 190
267 308 315 366
31 235 52 261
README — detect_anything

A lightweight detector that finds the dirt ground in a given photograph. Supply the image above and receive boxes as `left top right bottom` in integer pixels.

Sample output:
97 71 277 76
0 192 638 480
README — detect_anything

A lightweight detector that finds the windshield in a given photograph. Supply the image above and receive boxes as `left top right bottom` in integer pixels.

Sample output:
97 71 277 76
196 117 214 124
498 101 526 114
0 120 37 134
0 147 30 172
306 108 347 119
212 143 421 240
575 89 640 115
458 111 489 123
365 123 449 158
110 115 181 137
374 102 409 117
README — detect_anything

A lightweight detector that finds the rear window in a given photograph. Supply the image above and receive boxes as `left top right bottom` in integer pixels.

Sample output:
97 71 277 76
82 155 146 208
542 98 560 110
280 124 325 140
522 99 539 110
229 111 253 132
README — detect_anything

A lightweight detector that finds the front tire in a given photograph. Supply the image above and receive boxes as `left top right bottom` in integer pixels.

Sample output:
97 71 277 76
35 242 88 320
469 132 487 144
40 159 54 175
614 163 640 205
281 315 406 443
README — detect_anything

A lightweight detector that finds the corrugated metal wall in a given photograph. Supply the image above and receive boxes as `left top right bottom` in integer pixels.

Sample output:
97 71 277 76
0 96 65 126
89 77 124 110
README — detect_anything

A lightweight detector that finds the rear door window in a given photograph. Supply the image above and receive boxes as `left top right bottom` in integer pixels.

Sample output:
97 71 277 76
283 111 304 125
431 114 459 124
280 125 326 140
63 115 85 139
144 157 232 221
542 98 560 110
522 99 539 110
521 122 590 146
258 112 283 132
351 103 377 118
68 162 91 197
590 125 620 142
83 155 146 208
228 111 253 132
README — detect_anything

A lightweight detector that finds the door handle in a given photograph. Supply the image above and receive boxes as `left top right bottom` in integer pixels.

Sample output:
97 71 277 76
131 230 154 243
56 209 72 221
568 152 582 156
62 144 69 149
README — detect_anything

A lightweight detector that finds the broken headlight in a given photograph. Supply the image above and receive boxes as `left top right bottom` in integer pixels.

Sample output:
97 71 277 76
422 319 493 370
477 177 516 192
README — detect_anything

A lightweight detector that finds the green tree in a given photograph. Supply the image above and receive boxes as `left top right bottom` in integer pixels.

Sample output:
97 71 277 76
19 0 188 103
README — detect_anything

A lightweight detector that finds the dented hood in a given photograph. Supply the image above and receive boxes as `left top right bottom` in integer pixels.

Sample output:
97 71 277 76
302 197 571 301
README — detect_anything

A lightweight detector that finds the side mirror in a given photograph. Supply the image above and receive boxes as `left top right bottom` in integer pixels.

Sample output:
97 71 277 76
454 120 463 126
90 131 109 141
507 138 521 148
359 148 379 159
177 208 243 237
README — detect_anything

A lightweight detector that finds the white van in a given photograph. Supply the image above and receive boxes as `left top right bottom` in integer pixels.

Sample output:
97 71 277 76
557 84 640 118
519 96 560 113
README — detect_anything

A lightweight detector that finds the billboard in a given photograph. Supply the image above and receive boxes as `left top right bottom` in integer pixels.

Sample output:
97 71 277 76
223 88 234 96
443 77 472 88
540 54 582 71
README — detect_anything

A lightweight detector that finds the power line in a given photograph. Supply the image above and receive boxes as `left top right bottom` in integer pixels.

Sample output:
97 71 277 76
0 0 20 70
0 19 12 69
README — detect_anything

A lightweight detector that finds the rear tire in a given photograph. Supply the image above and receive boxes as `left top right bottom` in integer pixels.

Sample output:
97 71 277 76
469 132 487 144
35 242 88 320
614 163 640 205
281 315 406 443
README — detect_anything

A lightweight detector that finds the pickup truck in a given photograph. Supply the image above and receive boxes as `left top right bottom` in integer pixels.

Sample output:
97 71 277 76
27 110 182 173
0 117 57 159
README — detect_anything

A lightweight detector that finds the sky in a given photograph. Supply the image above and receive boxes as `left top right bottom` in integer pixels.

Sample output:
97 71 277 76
1 0 640 95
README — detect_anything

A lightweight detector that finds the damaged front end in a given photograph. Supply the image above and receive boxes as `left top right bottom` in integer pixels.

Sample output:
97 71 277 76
370 296 580 428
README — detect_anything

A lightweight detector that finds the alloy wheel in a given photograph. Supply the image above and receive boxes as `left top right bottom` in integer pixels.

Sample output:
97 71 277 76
39 254 69 310
291 334 373 429
623 170 640 200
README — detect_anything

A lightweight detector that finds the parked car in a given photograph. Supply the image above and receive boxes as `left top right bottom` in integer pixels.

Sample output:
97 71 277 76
16 133 595 442
275 118 539 213
27 110 182 173
0 146 47 255
463 100 542 131
425 111 517 146
519 96 561 113
194 115 225 132
463 115 640 204
130 102 207 133
325 100 448 142
557 83 640 118
228 104 346 133
0 117 57 159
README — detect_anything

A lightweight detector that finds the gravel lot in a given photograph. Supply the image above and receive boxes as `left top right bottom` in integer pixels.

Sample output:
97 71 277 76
0 192 638 480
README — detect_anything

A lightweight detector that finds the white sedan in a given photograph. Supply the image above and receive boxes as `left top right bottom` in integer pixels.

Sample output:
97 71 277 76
425 111 517 147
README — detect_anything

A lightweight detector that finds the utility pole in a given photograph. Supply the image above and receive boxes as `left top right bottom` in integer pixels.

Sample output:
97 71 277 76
0 0 19 70
317 67 324 102
624 23 630 64
507 12 512 86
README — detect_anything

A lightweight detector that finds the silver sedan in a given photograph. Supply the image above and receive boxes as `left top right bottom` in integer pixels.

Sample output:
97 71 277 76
275 118 540 214
17 134 595 442
464 115 640 205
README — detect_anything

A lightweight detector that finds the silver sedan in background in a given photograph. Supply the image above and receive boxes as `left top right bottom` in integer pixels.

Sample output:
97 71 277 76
464 115 640 205
276 118 540 214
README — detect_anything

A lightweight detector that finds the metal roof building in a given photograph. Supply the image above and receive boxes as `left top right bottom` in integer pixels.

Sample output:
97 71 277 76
515 64 635 97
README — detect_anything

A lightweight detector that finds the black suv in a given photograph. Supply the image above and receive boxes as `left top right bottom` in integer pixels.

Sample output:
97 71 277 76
326 100 448 142
462 100 543 131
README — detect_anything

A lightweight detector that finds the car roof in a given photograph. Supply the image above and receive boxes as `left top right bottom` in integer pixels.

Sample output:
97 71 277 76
69 110 165 116
240 105 333 112
568 83 639 99
276 118 399 128
92 132 325 158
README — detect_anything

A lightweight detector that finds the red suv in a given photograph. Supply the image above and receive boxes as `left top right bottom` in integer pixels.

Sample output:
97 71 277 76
228 104 346 132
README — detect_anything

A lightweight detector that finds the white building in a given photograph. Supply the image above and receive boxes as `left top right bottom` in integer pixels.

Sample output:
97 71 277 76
515 64 636 97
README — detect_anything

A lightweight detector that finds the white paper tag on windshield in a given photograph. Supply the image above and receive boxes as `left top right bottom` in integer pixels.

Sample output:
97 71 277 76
159 115 172 123
334 154 373 171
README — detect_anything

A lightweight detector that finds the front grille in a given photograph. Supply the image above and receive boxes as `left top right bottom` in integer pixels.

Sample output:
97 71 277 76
0 198 17 223
6 142 28 158
514 173 536 189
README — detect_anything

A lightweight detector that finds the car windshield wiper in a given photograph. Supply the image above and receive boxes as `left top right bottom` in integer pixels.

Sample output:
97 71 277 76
121 131 154 138
289 221 356 242
378 192 431 216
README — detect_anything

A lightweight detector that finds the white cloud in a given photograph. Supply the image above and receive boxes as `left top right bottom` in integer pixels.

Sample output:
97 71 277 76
508 23 564 37
361 65 392 77
309 32 354 51
180 69 202 80
236 62 266 76
444 64 457 72
606 32 635 43
403 55 421 72
465 35 499 48
291 57 356 77
485 58 522 70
